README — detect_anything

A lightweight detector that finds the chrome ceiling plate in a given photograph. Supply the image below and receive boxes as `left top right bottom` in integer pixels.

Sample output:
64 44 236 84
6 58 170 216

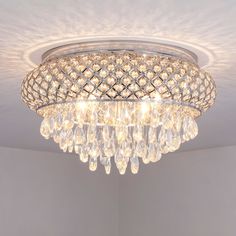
42 40 198 64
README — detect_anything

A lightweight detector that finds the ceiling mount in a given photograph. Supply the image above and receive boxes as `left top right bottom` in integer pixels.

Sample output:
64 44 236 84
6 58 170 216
42 40 198 64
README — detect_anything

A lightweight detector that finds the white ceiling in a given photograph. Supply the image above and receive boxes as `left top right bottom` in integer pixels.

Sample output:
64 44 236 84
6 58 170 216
0 0 236 153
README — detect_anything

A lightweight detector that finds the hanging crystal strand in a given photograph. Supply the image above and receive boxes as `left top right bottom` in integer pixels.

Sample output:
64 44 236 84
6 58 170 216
89 155 98 171
162 110 174 130
87 125 97 143
115 148 128 175
188 116 198 139
151 143 162 162
62 110 74 130
158 127 168 154
103 129 115 158
86 101 100 171
75 102 86 126
182 116 191 142
130 156 139 174
166 129 174 149
115 125 128 144
135 139 148 164
40 117 51 139
65 129 74 153
74 125 86 153
54 112 63 131
121 132 133 162
102 156 111 175
102 125 110 141
79 145 88 163
139 101 150 125
48 116 55 136
53 130 60 143
133 125 143 143
59 129 67 152
148 126 157 143
147 143 156 163
120 101 131 125
173 112 182 133
103 102 113 125
150 104 160 127
171 132 181 151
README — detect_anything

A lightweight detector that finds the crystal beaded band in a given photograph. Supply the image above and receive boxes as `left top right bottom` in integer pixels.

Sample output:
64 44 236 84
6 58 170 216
21 40 216 174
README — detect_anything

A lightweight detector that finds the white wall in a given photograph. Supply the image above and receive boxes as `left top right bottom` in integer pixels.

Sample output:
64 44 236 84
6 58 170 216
0 147 119 236
1 146 236 236
119 146 236 236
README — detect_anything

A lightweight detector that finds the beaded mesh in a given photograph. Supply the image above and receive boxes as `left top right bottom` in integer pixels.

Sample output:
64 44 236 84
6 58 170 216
21 51 216 114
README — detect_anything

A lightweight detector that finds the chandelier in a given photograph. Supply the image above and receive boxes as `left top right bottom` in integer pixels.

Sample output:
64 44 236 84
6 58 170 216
21 40 216 174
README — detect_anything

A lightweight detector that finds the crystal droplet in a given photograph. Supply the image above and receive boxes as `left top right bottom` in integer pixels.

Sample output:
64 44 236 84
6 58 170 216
74 144 80 154
151 109 160 127
130 156 139 174
116 126 128 144
40 118 50 139
148 127 157 143
189 117 198 139
104 103 113 124
102 157 111 175
53 132 60 143
105 163 111 175
120 105 130 125
133 125 143 142
162 113 174 130
104 138 115 158
151 144 162 162
63 112 74 130
121 139 132 159
174 114 182 132
68 145 73 153
158 127 167 153
147 143 156 163
49 116 55 134
55 113 63 131
166 129 173 147
89 156 97 171
66 129 74 148
74 126 85 145
59 130 66 150
182 116 198 141
171 133 181 151
135 140 147 159
87 125 97 143
117 156 128 175
115 149 123 166
89 141 100 158
102 125 110 141
80 146 88 163
75 110 85 126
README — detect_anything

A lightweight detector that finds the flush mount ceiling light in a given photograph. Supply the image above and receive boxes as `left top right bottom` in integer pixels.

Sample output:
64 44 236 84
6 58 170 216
21 40 216 174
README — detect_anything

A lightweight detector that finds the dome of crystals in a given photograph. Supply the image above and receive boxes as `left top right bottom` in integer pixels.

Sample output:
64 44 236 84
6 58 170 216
21 41 216 174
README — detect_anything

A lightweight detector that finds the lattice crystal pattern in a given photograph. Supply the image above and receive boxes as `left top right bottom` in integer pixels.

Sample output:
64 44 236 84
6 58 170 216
21 51 216 113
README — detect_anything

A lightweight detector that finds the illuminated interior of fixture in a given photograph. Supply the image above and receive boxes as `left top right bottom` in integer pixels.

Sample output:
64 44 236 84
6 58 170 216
21 40 216 174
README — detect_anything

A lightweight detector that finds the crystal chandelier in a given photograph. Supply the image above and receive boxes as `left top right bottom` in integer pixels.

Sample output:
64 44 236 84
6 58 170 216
21 40 216 174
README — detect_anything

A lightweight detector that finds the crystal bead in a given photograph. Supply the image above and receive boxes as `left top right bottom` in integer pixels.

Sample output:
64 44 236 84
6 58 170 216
80 146 88 163
89 156 97 171
40 118 50 139
74 126 85 145
130 156 139 174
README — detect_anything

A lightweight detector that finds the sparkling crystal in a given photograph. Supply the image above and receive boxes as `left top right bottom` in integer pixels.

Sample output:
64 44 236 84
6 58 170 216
130 156 139 174
89 156 97 171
